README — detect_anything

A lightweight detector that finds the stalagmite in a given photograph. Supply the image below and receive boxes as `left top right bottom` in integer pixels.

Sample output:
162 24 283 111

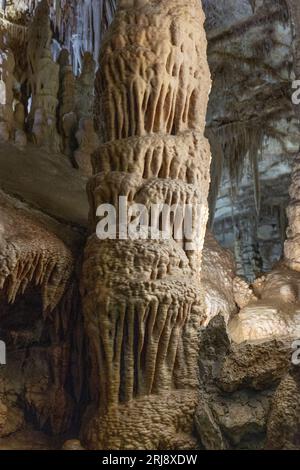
81 0 211 450
58 49 77 156
32 46 60 151
201 230 237 325
27 0 60 152
0 35 15 141
49 0 117 75
74 118 99 177
0 14 28 44
27 0 52 112
75 52 95 122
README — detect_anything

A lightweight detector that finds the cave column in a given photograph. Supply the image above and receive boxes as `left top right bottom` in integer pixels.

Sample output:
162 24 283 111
81 0 211 450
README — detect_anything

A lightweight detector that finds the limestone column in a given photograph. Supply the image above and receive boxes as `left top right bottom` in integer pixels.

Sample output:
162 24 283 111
81 0 211 450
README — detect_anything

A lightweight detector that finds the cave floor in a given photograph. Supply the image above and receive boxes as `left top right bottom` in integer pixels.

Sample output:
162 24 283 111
0 427 63 450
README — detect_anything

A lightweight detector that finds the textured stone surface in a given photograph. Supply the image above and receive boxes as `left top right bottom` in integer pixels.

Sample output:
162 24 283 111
195 396 226 450
84 391 198 450
266 368 300 449
201 230 237 325
0 190 73 310
0 426 62 450
212 393 269 447
228 265 300 343
0 143 88 229
219 340 292 392
81 0 211 450
196 314 298 450
0 190 84 439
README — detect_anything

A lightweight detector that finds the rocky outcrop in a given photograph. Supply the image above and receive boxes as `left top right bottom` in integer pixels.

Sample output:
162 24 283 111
81 0 211 450
0 168 85 440
196 314 298 450
266 367 300 449
228 265 300 343
201 230 237 325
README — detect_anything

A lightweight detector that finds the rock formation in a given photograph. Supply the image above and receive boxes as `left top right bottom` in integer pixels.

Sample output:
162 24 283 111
74 118 99 177
228 263 300 344
0 189 84 439
30 43 60 152
195 314 297 450
80 0 211 450
0 36 15 141
58 49 76 156
75 52 95 122
285 156 300 271
201 230 237 325
0 191 73 310
27 0 52 118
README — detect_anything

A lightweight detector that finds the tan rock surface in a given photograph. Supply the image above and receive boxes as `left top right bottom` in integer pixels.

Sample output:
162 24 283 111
81 0 212 449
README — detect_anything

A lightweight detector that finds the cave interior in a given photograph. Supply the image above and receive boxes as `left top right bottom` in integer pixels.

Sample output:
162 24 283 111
0 0 299 451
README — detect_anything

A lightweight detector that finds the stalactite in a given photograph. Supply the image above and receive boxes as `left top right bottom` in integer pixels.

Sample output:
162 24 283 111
279 202 286 245
1 1 117 74
249 141 261 215
0 13 28 42
0 191 74 312
214 122 264 214
49 0 117 75
206 128 224 227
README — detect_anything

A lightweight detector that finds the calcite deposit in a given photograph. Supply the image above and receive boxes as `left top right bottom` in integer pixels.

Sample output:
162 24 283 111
0 191 73 310
81 0 211 450
0 189 84 439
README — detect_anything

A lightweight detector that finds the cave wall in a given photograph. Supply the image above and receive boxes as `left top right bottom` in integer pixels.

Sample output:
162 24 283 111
203 0 299 281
